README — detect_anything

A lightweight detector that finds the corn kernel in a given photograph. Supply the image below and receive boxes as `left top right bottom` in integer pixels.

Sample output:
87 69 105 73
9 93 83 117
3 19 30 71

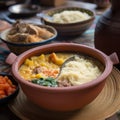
35 74 42 78
25 59 34 66
39 54 45 60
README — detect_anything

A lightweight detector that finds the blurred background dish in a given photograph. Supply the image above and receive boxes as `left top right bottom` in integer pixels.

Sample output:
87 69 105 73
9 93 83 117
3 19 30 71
8 4 41 17
40 6 95 36
0 72 19 105
0 22 57 55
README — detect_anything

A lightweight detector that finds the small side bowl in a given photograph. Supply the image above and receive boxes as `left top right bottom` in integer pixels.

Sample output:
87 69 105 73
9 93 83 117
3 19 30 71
41 6 95 36
0 73 19 105
0 25 57 55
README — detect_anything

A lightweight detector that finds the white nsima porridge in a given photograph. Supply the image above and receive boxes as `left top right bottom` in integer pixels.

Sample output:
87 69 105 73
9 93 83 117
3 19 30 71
57 56 104 85
52 10 91 24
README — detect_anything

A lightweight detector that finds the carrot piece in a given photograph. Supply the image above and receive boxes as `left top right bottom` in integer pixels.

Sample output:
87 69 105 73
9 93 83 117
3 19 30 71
7 79 13 86
0 90 6 95
0 75 17 99
0 94 7 99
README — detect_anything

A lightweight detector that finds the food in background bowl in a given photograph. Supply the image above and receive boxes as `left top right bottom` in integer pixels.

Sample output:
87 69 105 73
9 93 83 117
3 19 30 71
19 52 104 87
0 21 57 54
7 20 54 43
49 10 91 24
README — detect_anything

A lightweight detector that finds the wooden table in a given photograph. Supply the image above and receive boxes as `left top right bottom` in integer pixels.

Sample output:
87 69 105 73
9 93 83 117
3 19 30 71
0 0 119 120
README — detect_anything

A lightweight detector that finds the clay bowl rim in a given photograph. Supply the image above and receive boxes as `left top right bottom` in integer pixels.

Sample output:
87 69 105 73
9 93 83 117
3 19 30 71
41 6 95 26
11 43 113 92
0 24 57 46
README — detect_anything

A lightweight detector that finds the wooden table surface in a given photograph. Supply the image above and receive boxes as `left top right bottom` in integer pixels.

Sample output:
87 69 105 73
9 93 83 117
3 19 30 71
0 0 119 120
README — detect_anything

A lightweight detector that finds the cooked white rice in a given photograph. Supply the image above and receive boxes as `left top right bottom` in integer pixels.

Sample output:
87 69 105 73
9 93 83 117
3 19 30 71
52 10 91 24
57 56 103 85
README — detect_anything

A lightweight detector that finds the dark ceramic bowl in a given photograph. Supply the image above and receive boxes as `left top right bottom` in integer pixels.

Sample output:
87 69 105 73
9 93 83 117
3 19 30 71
0 73 19 105
0 25 57 55
6 43 119 111
8 4 41 17
40 6 95 36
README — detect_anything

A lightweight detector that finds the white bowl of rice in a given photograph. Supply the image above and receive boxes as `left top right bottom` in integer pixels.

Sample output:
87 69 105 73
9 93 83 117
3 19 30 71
40 6 95 36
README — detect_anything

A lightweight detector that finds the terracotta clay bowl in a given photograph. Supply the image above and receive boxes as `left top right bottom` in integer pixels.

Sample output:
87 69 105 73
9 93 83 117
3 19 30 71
40 6 95 36
6 43 119 111
0 24 57 55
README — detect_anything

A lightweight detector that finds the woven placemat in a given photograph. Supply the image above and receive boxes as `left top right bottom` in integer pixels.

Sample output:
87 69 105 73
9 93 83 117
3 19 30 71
8 67 120 120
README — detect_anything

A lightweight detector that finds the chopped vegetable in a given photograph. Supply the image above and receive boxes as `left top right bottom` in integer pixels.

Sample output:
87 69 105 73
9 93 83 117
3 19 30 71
31 77 58 87
0 76 16 99
49 53 64 66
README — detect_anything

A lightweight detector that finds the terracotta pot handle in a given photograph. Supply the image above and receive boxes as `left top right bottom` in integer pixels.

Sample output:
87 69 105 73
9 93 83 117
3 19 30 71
5 53 17 65
109 52 119 65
